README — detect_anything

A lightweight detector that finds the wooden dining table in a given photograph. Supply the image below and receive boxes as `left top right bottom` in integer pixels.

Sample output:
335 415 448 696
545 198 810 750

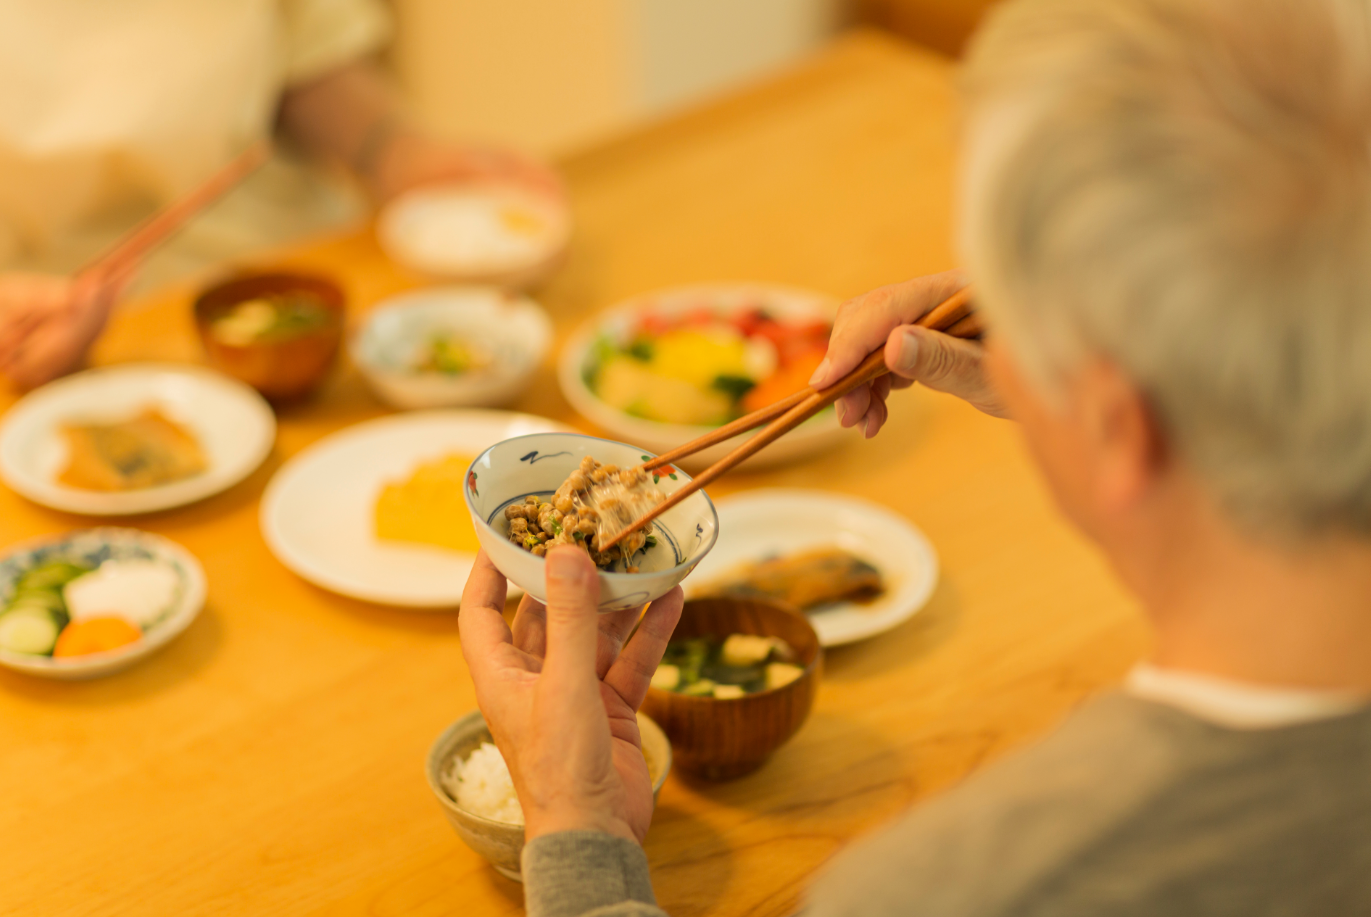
0 30 1148 917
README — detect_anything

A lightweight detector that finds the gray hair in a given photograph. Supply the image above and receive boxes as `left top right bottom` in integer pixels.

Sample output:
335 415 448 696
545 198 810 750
961 0 1371 536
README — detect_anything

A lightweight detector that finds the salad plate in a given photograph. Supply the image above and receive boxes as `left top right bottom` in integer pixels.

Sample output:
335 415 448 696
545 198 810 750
558 284 854 471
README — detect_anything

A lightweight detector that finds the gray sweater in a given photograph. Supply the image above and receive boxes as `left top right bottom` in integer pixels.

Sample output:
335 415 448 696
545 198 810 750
521 693 1371 917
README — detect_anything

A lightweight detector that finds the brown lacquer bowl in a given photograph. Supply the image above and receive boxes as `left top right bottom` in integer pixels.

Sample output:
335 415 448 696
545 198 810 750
193 272 345 401
642 596 822 780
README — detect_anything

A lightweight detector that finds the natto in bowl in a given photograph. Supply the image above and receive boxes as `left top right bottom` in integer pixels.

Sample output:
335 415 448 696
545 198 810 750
463 432 719 613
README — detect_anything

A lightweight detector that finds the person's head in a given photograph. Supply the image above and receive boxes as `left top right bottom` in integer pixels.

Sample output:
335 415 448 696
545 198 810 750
960 0 1371 579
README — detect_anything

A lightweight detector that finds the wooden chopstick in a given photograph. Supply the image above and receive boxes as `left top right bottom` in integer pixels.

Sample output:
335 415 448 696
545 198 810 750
601 284 977 550
79 140 271 281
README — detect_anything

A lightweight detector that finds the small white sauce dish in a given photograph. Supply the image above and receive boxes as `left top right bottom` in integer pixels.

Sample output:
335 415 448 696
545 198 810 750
377 184 570 289
463 432 719 613
351 287 553 410
0 528 206 680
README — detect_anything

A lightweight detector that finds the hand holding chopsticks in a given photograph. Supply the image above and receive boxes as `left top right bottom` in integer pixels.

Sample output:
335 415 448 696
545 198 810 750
598 284 979 551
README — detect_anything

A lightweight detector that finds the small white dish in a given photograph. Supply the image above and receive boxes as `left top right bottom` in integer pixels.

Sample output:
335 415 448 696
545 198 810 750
351 287 552 410
464 432 719 613
557 284 853 472
686 489 939 647
377 184 569 289
0 528 206 680
0 363 276 516
260 410 569 608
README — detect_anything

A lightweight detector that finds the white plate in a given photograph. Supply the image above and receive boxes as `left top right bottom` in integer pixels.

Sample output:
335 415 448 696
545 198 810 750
558 284 854 472
377 185 570 289
0 363 276 516
685 489 939 647
260 410 570 608
0 528 206 680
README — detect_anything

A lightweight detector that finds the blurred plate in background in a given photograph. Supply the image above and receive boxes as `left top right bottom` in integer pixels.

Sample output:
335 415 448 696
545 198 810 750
260 410 569 609
558 284 853 472
0 528 206 680
686 489 939 647
0 363 275 516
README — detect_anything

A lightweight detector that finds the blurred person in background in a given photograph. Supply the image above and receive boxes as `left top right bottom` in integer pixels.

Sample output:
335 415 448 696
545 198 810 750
458 0 1371 914
0 0 559 390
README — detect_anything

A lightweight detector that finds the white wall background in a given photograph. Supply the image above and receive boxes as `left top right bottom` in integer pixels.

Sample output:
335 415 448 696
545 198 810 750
390 0 847 156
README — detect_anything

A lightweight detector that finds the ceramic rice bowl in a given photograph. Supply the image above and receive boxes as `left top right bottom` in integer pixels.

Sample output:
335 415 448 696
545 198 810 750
464 432 719 612
426 708 672 881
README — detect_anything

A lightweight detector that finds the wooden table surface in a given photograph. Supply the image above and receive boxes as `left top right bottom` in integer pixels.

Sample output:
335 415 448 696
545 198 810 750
0 31 1147 917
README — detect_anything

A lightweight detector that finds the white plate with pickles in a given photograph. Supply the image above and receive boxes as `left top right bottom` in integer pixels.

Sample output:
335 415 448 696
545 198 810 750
0 528 206 680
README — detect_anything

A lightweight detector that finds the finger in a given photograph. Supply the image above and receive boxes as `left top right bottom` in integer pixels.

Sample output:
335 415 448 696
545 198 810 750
596 605 646 678
458 552 515 678
511 593 548 658
0 311 42 357
871 373 892 405
837 384 872 429
810 270 968 389
863 396 888 439
890 375 916 390
540 547 602 696
885 325 1007 417
605 587 685 710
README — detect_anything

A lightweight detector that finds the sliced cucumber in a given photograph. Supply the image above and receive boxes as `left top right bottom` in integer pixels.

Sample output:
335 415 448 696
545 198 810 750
17 560 91 591
0 608 61 655
6 598 68 631
8 587 66 613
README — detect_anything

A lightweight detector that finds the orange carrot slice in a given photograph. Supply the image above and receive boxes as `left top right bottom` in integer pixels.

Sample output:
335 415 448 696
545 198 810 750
53 617 142 657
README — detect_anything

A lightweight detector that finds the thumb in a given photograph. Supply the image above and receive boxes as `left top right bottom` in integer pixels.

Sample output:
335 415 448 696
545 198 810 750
886 324 986 398
541 547 602 688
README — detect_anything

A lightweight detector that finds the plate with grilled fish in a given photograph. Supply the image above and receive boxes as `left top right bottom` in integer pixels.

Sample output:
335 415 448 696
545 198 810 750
0 364 275 515
687 489 938 646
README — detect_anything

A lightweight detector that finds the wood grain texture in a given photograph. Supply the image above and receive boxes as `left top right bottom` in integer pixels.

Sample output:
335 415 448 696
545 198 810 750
641 598 822 780
0 31 1148 917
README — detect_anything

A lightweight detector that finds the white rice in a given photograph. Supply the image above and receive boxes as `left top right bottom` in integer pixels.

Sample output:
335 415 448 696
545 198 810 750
441 741 525 825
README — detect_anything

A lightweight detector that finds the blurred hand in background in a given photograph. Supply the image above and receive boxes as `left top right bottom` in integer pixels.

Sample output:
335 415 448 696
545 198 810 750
0 271 127 391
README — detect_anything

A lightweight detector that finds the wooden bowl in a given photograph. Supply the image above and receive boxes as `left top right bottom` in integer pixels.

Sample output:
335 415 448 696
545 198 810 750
193 272 345 401
641 597 821 780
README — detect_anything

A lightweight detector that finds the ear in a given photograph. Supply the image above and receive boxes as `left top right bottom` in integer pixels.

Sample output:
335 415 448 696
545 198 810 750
1075 359 1168 512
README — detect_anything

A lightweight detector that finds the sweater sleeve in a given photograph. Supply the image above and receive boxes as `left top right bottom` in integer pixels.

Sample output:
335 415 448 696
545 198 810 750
522 831 668 917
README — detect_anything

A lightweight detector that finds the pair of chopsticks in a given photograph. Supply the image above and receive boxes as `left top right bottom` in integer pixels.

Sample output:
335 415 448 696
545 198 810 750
599 285 978 551
78 141 271 284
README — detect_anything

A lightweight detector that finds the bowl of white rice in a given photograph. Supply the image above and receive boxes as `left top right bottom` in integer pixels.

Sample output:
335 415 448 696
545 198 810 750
426 708 672 881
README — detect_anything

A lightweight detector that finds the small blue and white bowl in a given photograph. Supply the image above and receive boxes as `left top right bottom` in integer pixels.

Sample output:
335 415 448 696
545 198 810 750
351 287 552 410
464 433 719 612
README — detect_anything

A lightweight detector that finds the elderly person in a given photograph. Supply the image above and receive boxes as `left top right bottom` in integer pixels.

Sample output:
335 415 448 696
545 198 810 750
458 0 1371 913
0 0 557 390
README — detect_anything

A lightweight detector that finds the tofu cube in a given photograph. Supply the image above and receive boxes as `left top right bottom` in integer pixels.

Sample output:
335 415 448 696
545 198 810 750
651 664 681 691
765 662 804 690
721 633 776 667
